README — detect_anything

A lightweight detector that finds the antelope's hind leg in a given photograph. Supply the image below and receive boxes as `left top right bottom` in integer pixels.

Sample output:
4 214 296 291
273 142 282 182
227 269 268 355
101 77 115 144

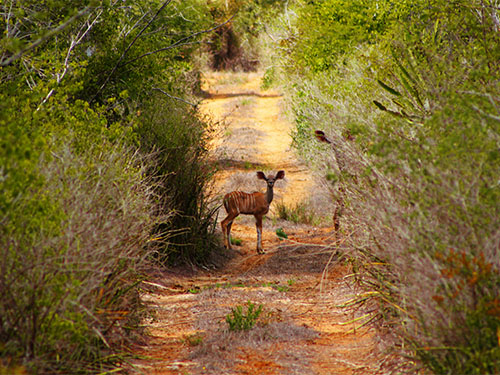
221 213 237 250
221 218 230 249
255 215 264 254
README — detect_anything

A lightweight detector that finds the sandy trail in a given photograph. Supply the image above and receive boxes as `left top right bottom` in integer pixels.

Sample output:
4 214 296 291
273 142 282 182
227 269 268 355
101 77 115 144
202 71 314 204
131 72 383 375
200 71 330 252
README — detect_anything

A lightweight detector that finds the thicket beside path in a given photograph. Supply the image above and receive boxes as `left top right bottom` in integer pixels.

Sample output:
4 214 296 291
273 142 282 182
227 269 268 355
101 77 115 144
131 72 384 374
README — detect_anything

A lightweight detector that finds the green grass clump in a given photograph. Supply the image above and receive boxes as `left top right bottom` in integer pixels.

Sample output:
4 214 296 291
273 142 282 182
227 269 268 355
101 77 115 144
231 237 243 246
275 227 288 239
226 301 263 331
275 201 317 225
184 333 204 347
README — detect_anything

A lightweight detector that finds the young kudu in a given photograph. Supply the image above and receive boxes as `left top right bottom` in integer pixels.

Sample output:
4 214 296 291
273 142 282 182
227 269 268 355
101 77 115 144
221 170 285 253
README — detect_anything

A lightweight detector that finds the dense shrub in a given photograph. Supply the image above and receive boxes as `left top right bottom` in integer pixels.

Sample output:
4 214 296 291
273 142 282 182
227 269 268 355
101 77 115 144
1 0 220 372
264 0 500 373
288 0 393 72
0 140 155 374
207 0 284 71
137 94 219 264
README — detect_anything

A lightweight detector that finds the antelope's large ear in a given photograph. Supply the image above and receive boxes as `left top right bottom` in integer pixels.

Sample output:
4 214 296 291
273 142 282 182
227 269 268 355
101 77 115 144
256 171 267 180
276 170 285 179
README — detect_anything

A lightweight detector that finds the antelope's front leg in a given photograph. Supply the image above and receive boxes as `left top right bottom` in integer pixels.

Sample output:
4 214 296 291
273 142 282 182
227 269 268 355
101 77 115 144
255 215 264 254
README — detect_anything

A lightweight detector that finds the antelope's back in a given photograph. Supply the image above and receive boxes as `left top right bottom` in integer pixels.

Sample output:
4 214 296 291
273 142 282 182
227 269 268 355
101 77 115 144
223 191 263 214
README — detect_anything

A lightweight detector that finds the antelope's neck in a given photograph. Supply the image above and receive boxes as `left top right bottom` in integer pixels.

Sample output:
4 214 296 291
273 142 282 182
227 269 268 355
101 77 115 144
266 185 274 205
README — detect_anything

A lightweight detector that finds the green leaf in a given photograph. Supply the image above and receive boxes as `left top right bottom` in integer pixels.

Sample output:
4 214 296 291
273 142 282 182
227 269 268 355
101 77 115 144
373 100 387 111
377 79 402 97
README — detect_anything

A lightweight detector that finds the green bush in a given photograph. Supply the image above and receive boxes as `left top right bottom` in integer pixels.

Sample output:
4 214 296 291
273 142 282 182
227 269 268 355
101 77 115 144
0 138 155 373
1 0 221 372
281 0 393 73
226 301 263 331
265 0 500 373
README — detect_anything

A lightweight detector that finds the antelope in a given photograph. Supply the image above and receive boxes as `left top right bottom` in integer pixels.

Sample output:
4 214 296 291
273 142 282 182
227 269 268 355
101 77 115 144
221 170 285 254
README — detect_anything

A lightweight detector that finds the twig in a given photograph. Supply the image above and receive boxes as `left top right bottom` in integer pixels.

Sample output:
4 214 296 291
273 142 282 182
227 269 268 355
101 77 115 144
123 9 151 39
91 0 173 102
119 14 236 68
0 6 91 66
152 87 198 107
471 104 500 121
4 0 14 37
142 280 181 292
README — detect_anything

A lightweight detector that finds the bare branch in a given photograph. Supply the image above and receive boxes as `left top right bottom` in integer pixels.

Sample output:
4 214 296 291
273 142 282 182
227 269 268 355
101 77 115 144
36 9 103 111
119 14 236 68
152 87 198 107
122 9 151 39
91 0 173 102
0 6 91 66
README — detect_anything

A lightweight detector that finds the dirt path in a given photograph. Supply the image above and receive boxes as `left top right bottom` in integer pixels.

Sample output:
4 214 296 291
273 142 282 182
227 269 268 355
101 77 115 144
132 72 383 374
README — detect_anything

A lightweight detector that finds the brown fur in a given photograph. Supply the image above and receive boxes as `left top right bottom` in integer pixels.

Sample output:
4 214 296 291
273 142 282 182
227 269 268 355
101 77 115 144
221 171 285 253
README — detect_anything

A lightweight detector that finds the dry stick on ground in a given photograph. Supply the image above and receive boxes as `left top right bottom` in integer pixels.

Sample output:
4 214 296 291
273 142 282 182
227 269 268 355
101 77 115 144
275 230 341 250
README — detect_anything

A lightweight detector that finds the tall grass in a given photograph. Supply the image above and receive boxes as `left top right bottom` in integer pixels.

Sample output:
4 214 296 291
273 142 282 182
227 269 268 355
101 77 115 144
137 94 220 265
275 200 320 226
0 141 156 373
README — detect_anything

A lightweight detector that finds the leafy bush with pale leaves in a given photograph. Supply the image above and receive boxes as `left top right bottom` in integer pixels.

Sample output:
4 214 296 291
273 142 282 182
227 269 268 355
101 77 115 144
264 0 500 373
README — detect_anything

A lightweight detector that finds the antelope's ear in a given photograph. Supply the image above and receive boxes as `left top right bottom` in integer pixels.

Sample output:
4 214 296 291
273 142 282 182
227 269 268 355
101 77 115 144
256 171 267 180
276 170 285 179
